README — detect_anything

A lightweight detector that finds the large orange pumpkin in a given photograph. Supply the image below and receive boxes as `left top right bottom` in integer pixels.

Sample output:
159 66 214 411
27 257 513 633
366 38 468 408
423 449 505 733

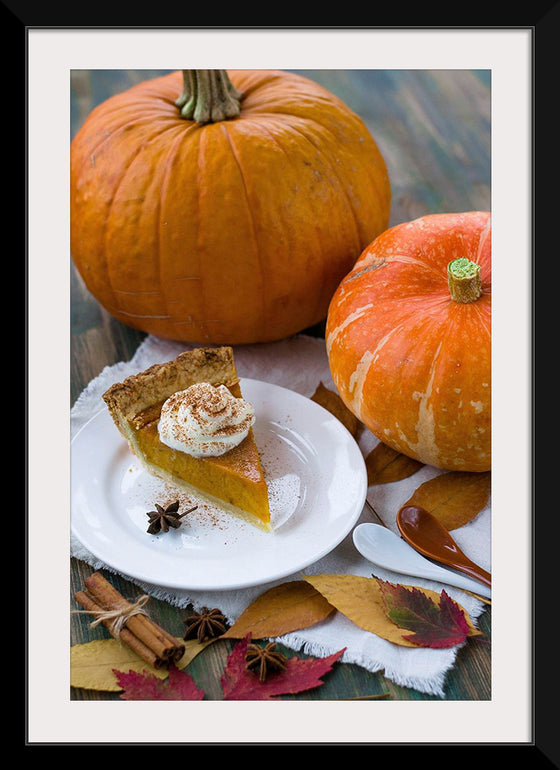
326 211 491 472
71 69 391 344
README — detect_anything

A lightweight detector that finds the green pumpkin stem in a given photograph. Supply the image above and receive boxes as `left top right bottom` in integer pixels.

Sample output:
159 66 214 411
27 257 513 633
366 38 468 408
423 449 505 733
176 70 243 123
447 258 483 303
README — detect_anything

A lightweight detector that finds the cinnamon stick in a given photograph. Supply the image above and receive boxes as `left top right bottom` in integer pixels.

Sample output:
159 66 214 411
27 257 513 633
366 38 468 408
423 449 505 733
84 572 178 661
74 571 185 668
74 589 162 668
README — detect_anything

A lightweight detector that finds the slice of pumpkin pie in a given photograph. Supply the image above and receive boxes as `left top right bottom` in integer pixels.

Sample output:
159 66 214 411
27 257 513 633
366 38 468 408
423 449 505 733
102 347 271 529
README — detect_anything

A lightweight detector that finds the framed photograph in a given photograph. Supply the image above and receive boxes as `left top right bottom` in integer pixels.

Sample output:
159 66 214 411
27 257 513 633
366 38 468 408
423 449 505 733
25 25 539 752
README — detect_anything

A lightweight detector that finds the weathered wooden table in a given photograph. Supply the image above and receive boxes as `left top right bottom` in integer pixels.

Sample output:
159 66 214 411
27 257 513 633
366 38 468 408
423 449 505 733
70 68 491 702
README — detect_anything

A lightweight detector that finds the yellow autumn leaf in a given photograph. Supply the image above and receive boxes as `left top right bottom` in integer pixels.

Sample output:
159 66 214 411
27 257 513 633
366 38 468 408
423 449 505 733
70 637 212 692
223 580 334 639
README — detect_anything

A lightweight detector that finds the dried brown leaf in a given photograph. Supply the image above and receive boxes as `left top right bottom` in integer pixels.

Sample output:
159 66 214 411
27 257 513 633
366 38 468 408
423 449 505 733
223 580 335 640
304 574 481 647
365 442 424 485
404 471 491 530
311 382 361 438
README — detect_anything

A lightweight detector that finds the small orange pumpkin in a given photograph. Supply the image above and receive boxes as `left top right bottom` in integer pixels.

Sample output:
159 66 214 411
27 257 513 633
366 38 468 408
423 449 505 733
326 212 491 472
71 69 391 345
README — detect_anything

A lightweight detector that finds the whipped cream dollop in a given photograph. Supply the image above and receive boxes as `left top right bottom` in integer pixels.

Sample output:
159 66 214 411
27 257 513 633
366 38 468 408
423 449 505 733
158 382 255 458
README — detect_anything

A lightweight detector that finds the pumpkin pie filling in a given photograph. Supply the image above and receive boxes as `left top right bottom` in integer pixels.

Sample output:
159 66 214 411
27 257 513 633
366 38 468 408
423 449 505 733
103 347 271 529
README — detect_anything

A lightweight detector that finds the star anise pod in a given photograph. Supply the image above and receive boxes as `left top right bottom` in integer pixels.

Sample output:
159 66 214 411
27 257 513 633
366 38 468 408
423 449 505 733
183 607 227 642
146 501 197 534
245 642 288 682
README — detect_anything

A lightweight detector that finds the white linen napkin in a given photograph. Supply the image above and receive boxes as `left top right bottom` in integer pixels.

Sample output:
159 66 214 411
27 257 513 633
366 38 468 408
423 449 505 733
71 333 490 697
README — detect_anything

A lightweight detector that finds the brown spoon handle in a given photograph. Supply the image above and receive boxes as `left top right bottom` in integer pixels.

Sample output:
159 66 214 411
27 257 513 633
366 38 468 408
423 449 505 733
397 505 491 589
450 557 491 588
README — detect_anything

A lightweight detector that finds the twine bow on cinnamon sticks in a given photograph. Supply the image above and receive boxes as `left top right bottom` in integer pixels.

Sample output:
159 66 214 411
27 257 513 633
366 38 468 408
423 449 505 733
74 571 185 669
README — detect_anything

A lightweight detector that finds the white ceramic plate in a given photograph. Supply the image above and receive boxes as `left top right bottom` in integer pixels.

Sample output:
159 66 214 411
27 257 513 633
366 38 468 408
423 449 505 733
71 379 367 591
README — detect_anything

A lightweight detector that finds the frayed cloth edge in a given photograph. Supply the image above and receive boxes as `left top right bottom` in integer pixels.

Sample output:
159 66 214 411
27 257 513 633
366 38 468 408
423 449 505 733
274 632 449 698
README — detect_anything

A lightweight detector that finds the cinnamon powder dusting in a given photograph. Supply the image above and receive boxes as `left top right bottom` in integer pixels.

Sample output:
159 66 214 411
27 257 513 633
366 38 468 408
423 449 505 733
158 484 232 532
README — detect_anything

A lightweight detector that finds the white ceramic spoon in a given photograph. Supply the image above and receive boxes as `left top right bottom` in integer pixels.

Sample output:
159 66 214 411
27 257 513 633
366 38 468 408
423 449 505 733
352 523 491 599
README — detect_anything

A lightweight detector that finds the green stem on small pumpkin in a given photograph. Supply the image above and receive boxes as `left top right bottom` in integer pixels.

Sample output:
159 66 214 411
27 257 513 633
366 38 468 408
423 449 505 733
175 70 243 124
447 258 482 303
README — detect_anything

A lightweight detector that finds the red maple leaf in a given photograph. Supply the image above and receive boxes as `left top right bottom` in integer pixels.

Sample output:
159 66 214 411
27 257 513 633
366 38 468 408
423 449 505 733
221 634 345 700
113 665 205 700
377 579 470 648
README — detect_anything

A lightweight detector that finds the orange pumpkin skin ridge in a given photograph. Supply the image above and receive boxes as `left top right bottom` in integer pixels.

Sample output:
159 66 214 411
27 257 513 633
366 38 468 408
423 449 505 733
71 70 391 345
326 212 491 472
